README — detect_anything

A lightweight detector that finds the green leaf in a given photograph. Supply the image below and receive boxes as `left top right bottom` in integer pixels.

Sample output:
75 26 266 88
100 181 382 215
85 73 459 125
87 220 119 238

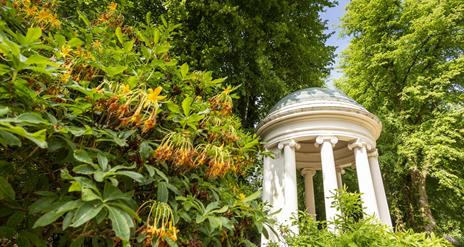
97 153 108 171
0 106 9 116
180 63 189 78
0 124 47 148
116 171 144 183
16 113 48 125
107 206 131 241
241 191 261 203
102 65 127 77
81 188 101 201
33 210 64 228
153 28 160 44
68 38 83 48
182 97 193 116
73 149 93 164
0 130 21 147
165 101 181 114
71 202 104 227
73 164 96 175
25 55 56 66
25 27 42 44
0 177 15 200
62 211 74 230
139 141 153 160
157 182 168 202
115 27 125 45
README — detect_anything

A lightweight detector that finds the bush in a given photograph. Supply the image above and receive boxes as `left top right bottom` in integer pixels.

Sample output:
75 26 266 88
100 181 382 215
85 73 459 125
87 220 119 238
0 1 269 246
283 188 451 247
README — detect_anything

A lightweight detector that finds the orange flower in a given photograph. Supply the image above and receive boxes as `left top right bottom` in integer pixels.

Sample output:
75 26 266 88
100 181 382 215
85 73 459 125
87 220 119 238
24 6 37 17
36 9 52 23
49 16 61 28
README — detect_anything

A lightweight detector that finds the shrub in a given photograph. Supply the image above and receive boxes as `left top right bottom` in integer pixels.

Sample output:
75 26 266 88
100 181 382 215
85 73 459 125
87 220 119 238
283 188 451 247
0 1 269 246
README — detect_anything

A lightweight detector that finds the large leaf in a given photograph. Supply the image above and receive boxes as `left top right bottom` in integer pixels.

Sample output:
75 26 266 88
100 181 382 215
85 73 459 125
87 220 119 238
116 171 144 183
107 206 131 241
33 200 82 228
73 149 93 165
0 177 15 200
71 202 104 227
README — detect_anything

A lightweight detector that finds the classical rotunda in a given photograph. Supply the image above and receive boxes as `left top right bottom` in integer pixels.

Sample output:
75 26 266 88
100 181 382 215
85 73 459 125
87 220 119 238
257 88 392 245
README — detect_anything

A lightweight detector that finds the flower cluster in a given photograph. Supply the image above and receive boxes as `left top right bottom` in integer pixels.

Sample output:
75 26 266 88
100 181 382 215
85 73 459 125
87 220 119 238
102 84 166 133
154 133 235 177
154 132 197 168
138 201 178 245
14 0 61 29
94 2 123 27
208 86 236 116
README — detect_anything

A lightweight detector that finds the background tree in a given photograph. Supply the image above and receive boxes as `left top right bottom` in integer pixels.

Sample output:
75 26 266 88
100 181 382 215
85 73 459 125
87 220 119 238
338 0 464 238
56 0 336 128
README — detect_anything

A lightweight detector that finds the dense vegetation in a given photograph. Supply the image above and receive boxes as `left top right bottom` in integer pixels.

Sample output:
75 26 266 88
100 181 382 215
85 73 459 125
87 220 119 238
339 0 464 241
0 0 462 246
284 189 451 247
52 0 336 128
0 1 268 246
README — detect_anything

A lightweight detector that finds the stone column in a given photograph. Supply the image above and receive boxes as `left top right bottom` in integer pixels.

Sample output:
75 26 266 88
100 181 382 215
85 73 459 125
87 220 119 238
301 168 316 218
368 150 393 227
261 147 285 246
336 168 344 189
315 136 340 232
262 154 272 204
348 140 380 218
278 140 300 234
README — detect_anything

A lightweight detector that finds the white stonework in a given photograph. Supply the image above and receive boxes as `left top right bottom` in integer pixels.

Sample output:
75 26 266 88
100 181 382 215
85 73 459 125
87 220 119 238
257 88 392 246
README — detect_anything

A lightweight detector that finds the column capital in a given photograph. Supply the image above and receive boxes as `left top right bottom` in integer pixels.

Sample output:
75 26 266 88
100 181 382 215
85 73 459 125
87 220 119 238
301 168 316 177
336 168 345 175
348 139 372 151
278 139 300 150
314 136 338 148
368 149 379 158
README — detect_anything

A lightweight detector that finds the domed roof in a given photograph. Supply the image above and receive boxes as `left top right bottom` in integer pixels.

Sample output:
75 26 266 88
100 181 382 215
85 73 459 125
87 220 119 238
269 88 363 113
257 87 381 132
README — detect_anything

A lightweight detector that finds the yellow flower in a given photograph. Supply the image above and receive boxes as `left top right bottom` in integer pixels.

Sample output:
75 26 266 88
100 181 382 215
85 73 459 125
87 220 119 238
108 2 118 12
147 87 166 104
120 84 130 94
49 17 61 28
24 6 37 17
238 193 246 201
60 46 71 58
92 40 102 50
61 71 71 82
36 9 52 24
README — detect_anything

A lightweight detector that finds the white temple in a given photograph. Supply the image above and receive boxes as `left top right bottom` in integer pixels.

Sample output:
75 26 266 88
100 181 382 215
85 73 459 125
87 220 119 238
257 88 392 246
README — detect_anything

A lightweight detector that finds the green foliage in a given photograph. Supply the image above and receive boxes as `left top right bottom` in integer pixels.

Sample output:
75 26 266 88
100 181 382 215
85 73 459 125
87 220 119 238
55 0 336 128
284 189 451 247
338 0 464 238
0 1 269 246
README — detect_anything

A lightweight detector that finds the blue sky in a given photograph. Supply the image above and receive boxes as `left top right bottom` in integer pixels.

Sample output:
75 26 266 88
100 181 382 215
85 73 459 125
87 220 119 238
319 0 351 88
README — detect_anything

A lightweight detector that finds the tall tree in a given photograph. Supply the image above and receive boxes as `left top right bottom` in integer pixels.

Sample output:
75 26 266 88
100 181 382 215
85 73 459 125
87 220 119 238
338 0 464 235
57 0 336 128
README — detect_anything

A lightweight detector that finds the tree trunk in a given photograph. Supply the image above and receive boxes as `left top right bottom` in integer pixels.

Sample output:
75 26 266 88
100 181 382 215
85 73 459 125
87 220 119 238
411 168 436 232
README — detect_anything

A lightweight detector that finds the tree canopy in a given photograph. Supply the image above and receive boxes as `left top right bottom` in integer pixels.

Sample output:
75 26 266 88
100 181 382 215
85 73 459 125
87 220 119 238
338 0 464 237
54 0 336 128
